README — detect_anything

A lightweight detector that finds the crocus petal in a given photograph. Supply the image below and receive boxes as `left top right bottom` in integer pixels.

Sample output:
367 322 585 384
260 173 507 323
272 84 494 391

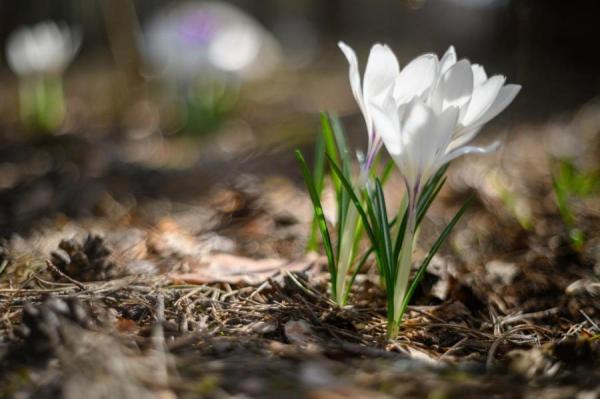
472 84 521 127
421 105 460 181
338 41 367 120
370 92 402 156
432 106 460 158
449 83 520 150
471 64 487 87
447 125 482 151
439 141 500 166
440 45 457 74
461 75 505 127
397 98 437 184
451 84 519 148
363 43 400 106
394 53 439 104
432 59 474 112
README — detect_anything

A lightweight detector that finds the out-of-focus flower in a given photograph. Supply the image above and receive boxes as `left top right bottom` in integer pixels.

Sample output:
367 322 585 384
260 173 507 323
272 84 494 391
372 46 521 190
144 1 280 82
6 21 81 76
5 21 80 133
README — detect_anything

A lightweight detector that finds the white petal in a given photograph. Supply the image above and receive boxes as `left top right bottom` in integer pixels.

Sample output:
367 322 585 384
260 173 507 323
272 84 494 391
448 125 482 151
6 29 29 75
363 43 399 106
394 53 439 104
433 59 474 112
440 45 457 73
432 106 460 157
370 93 402 156
398 98 436 182
461 75 505 127
440 141 500 165
471 64 487 87
472 84 521 127
338 41 366 118
450 84 520 150
420 106 459 181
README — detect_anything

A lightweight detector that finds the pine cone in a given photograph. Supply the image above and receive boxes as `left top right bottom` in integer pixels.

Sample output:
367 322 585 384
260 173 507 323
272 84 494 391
17 297 93 354
51 234 119 282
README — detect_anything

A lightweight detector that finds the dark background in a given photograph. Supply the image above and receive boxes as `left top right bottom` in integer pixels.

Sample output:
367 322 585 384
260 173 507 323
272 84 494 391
0 0 599 121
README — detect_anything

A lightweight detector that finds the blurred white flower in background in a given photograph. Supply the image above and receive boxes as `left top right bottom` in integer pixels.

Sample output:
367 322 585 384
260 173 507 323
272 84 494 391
5 21 81 132
6 21 81 77
143 1 281 82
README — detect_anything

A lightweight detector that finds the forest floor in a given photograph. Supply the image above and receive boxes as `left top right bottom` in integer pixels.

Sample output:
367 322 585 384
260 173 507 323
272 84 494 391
0 100 600 399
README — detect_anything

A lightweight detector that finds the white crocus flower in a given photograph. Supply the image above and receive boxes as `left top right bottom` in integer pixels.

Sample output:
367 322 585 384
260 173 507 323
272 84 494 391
428 46 522 152
374 46 521 191
6 21 81 76
6 21 81 132
370 46 520 325
333 41 399 305
338 41 399 170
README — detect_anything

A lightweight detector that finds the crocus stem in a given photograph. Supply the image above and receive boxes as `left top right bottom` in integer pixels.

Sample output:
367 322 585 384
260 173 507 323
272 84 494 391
335 203 358 304
335 170 368 305
391 187 418 335
20 74 65 133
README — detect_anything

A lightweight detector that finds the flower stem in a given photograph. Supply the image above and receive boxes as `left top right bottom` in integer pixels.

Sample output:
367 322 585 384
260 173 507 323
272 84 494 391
335 204 358 304
20 74 65 133
334 169 369 305
390 186 418 337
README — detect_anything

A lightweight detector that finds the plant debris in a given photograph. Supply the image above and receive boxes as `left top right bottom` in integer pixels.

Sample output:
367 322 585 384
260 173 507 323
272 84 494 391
1 103 600 398
50 235 119 282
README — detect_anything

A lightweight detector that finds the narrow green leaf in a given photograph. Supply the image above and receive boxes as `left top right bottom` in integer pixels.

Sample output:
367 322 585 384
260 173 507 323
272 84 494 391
321 112 341 195
327 154 376 244
381 159 395 185
392 205 408 269
320 112 339 166
296 150 337 296
375 180 394 274
307 131 327 251
342 246 375 304
398 194 474 318
363 184 393 293
329 113 351 172
417 177 446 226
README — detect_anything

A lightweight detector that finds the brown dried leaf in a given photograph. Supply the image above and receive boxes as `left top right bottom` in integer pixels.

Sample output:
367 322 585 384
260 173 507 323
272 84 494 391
170 253 319 285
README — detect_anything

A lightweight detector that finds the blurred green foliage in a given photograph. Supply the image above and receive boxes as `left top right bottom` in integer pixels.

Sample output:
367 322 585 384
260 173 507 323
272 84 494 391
551 158 600 249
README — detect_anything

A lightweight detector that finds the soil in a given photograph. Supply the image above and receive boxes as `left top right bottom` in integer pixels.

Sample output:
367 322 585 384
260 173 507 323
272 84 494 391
0 100 600 398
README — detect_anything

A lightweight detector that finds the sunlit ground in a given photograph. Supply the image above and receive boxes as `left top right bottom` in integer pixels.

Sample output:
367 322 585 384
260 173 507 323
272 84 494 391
1 1 599 398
